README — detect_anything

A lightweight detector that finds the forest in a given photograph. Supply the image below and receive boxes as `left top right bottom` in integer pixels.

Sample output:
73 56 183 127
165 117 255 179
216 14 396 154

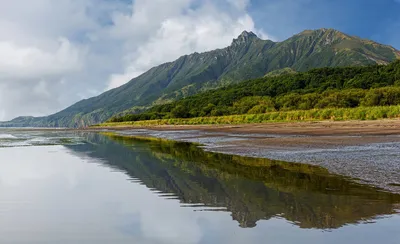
108 60 400 123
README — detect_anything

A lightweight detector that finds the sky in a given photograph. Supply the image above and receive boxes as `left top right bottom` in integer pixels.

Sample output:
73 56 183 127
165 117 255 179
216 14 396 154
0 0 399 120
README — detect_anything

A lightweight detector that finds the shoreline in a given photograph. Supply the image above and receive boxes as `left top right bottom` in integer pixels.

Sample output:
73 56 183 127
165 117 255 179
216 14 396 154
97 119 400 193
94 119 400 136
4 118 400 137
3 119 400 192
96 119 400 152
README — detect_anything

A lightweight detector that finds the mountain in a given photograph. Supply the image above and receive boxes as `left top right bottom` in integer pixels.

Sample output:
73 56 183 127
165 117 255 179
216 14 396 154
2 28 399 127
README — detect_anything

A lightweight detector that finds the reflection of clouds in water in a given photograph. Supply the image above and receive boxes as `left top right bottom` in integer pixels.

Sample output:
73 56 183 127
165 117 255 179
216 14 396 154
0 146 133 242
0 143 399 244
0 145 259 243
0 146 78 186
124 187 203 244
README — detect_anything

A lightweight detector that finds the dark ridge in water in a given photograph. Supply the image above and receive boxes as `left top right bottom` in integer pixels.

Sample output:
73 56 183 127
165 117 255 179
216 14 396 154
66 133 400 230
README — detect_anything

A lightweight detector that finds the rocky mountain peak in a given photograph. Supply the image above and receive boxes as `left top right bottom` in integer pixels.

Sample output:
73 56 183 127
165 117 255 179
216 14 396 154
231 31 259 46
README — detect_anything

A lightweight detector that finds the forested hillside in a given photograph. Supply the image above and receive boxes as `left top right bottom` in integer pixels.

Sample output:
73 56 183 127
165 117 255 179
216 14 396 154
110 60 400 122
1 28 399 128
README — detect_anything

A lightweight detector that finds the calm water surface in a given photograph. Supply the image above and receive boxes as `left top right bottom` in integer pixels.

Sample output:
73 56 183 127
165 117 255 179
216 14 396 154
0 130 399 243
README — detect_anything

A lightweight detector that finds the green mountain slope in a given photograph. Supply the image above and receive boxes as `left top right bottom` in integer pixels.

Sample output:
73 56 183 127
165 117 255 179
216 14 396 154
108 60 400 122
2 28 399 127
264 67 297 77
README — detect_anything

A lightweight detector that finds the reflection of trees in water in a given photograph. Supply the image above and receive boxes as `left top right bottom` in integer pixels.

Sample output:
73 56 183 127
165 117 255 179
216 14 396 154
67 133 400 229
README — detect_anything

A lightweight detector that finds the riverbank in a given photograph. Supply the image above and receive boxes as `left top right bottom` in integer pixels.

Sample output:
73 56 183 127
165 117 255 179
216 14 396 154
97 119 400 136
97 119 400 193
97 119 400 159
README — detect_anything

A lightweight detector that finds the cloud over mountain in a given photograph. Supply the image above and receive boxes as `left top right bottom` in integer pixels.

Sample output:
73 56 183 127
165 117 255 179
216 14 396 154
0 0 265 120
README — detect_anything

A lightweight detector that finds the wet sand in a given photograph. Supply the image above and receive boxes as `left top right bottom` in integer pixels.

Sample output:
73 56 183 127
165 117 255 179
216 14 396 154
100 119 400 193
98 119 400 150
100 119 400 135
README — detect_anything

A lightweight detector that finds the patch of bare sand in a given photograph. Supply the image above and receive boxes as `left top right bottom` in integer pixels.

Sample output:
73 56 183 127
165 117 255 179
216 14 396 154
99 119 400 135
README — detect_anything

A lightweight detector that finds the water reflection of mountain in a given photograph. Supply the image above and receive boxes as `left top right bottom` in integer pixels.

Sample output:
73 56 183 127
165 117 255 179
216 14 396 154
66 133 400 229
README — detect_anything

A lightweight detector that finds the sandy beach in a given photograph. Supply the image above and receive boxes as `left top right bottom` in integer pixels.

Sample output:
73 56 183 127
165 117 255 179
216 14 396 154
97 119 400 147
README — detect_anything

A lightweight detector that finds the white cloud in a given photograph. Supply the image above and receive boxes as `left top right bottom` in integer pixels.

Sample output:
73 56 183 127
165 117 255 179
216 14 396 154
0 0 268 120
0 145 274 243
0 38 83 79
227 0 251 10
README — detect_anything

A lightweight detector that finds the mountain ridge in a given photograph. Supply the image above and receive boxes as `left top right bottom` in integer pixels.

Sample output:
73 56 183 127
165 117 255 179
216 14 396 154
1 28 399 128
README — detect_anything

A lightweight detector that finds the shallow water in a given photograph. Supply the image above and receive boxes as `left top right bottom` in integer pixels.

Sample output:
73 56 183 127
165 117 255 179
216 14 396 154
0 129 83 147
115 129 400 192
0 130 399 243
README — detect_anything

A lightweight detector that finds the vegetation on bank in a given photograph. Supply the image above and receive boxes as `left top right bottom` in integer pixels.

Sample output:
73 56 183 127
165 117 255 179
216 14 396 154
108 61 400 124
97 105 400 127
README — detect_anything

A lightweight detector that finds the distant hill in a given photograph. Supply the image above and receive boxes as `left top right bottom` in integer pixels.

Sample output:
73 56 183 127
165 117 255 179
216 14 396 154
2 28 399 127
